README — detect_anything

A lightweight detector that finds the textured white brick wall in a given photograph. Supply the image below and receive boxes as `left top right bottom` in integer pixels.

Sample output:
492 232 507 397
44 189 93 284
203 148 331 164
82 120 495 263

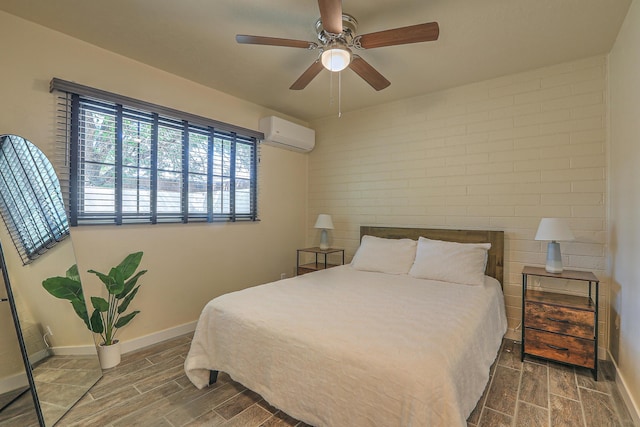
309 55 608 350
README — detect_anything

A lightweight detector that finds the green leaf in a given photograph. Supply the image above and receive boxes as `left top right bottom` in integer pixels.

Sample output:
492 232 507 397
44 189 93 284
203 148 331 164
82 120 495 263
91 296 109 312
88 269 124 295
42 277 84 301
116 270 147 299
114 310 139 328
118 286 139 313
66 264 81 282
89 310 104 334
116 252 143 280
108 267 125 295
88 269 113 287
71 299 91 329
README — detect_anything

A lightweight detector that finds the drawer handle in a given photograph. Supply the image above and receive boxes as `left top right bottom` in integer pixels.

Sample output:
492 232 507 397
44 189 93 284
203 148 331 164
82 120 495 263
547 316 571 324
546 343 569 352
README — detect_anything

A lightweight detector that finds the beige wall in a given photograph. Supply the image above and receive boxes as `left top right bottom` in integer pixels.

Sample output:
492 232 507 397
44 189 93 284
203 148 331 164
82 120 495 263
0 230 94 348
309 56 608 351
609 0 640 416
0 11 308 346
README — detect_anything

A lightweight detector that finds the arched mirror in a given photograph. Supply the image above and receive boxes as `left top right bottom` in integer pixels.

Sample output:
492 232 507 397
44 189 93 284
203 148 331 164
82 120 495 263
0 134 102 426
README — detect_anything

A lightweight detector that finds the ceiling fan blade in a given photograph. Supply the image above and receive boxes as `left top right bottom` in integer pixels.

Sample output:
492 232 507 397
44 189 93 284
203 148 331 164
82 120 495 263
290 60 325 90
236 34 316 49
317 0 343 34
349 56 390 91
357 22 439 49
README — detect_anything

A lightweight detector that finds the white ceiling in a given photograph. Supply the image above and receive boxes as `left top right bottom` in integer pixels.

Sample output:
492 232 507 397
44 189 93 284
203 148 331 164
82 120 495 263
0 0 631 121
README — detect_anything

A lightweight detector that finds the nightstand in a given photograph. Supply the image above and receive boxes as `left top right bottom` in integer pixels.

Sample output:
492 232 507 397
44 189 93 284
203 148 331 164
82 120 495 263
521 266 599 379
296 247 345 276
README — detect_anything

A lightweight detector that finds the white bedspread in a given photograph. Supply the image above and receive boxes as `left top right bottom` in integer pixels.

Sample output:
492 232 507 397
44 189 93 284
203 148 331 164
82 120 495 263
185 265 507 427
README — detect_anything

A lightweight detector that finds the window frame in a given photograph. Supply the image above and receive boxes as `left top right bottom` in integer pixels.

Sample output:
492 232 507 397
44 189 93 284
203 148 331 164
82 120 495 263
51 78 262 226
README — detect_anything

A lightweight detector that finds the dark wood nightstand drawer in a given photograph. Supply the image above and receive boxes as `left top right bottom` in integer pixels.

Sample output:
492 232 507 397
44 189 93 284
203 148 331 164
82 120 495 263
524 301 594 339
525 328 595 369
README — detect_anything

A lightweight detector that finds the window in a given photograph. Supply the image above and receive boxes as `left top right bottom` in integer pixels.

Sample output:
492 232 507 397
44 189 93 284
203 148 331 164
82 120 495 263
0 135 69 264
51 78 261 226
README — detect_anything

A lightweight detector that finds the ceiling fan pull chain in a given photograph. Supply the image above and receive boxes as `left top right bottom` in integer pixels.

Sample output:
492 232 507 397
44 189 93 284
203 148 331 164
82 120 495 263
338 71 342 118
329 67 335 108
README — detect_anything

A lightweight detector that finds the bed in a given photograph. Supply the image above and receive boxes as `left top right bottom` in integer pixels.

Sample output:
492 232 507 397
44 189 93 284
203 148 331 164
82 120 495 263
185 226 507 426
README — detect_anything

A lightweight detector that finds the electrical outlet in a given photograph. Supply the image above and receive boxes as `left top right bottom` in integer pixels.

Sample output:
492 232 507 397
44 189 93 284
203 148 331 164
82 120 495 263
280 273 287 280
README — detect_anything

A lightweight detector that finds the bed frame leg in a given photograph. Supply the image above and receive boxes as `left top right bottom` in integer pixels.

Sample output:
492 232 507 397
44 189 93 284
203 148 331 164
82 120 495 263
209 370 219 385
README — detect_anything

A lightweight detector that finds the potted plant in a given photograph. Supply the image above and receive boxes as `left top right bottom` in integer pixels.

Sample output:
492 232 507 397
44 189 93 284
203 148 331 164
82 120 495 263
42 252 147 369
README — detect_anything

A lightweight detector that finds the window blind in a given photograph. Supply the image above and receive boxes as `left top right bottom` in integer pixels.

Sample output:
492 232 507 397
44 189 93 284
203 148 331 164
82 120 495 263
51 79 260 226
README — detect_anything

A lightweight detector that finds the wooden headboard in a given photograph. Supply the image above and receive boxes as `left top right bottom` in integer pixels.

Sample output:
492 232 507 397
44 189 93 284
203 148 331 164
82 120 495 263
360 226 504 285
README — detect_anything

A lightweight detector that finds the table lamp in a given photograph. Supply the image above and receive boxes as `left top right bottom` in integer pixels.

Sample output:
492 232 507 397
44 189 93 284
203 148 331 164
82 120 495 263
535 218 574 273
314 214 334 250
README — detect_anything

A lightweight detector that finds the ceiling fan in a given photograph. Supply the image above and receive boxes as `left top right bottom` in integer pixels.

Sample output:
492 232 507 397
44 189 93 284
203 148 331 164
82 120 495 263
236 0 439 91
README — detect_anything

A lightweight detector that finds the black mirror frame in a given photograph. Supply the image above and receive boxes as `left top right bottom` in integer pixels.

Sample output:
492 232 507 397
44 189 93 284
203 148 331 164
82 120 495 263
0 242 45 426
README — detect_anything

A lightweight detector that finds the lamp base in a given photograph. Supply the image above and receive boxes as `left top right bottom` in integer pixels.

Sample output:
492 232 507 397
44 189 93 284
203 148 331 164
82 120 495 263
319 229 329 250
545 241 563 273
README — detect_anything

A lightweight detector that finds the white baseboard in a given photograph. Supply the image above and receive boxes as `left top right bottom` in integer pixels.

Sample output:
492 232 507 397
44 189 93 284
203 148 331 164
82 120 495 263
28 348 50 365
49 321 198 357
0 371 29 395
51 344 100 356
119 321 197 354
607 350 640 425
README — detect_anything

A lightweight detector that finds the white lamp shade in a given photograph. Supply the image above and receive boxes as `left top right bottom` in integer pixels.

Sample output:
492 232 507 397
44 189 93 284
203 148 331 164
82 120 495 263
534 218 574 242
314 214 334 230
321 48 351 72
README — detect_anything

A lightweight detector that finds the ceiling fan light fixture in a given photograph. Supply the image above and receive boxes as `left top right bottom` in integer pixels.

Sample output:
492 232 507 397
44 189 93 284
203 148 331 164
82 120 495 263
321 45 351 72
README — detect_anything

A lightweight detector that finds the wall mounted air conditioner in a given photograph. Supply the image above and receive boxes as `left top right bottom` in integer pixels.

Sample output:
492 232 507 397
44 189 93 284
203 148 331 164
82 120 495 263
259 116 315 153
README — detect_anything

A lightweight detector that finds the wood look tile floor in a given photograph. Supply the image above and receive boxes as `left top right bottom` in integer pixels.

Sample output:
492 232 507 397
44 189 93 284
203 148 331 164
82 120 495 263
14 335 633 426
33 354 103 426
0 354 102 427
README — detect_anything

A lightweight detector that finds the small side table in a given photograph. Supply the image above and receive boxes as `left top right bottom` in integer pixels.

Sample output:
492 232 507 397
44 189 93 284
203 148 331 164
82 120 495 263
521 266 599 380
296 247 345 276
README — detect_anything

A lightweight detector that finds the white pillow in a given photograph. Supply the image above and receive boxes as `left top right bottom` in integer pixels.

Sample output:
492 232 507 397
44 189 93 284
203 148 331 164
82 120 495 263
351 235 417 275
409 237 491 286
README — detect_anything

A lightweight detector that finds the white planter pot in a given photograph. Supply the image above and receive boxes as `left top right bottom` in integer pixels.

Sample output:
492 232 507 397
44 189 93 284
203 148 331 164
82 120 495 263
97 340 121 369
